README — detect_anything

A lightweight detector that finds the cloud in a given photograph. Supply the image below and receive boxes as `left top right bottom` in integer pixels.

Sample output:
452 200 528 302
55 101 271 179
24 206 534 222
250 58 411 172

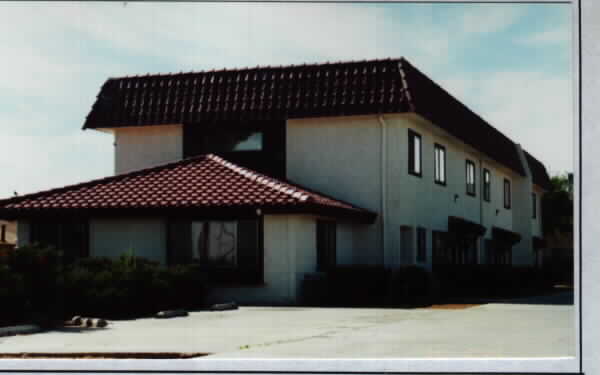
458 5 523 34
518 29 571 46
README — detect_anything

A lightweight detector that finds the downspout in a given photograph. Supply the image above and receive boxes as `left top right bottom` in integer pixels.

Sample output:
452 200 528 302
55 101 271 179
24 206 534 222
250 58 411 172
377 115 387 267
479 157 484 264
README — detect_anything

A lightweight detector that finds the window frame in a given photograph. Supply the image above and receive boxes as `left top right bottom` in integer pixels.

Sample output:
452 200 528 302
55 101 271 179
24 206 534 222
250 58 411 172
317 220 337 271
408 129 422 178
504 178 512 209
483 168 491 202
434 143 446 186
416 227 427 263
465 159 476 197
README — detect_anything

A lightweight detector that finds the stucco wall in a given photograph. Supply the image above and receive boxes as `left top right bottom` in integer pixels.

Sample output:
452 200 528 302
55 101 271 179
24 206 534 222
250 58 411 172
114 124 183 174
287 115 383 265
287 113 530 268
207 214 318 305
89 218 167 264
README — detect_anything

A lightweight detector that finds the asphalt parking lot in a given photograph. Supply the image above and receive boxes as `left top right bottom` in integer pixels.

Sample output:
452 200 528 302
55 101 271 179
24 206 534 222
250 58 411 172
0 292 574 358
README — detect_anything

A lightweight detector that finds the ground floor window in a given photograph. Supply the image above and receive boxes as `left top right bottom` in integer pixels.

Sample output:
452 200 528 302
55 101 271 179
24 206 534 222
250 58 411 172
485 239 512 265
317 220 336 271
432 231 477 266
29 219 88 262
190 220 260 268
416 227 427 263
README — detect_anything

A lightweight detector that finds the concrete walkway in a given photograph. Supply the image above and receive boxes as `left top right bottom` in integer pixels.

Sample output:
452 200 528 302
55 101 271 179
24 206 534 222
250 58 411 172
0 292 574 358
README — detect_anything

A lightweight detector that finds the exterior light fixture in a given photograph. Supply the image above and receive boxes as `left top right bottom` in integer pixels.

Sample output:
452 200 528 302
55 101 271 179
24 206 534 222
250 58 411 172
256 208 262 216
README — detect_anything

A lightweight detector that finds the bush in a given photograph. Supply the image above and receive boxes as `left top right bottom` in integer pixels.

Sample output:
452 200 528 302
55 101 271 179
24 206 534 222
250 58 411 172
0 245 210 326
327 265 389 307
386 266 435 307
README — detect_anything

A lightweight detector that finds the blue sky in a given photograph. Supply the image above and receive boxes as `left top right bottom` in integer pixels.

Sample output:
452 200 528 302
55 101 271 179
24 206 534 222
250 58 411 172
0 2 572 199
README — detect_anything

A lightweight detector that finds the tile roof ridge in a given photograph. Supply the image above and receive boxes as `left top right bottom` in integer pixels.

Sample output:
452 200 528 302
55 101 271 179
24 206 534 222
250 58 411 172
105 57 406 81
397 58 416 112
206 154 310 202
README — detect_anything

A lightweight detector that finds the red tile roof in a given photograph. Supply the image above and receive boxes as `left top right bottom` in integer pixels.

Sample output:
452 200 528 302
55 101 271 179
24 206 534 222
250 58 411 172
82 57 527 176
0 155 376 223
524 150 552 191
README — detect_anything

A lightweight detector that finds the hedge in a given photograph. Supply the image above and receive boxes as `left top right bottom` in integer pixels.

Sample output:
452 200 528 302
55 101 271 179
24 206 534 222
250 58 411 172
0 245 208 327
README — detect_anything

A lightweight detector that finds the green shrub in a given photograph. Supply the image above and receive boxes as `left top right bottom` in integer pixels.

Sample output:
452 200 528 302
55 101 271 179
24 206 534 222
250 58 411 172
386 266 435 307
0 264 27 326
327 265 389 307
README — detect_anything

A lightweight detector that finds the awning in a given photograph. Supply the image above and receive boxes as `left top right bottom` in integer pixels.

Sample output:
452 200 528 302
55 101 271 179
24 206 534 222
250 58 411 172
533 236 547 249
448 216 486 237
492 226 521 246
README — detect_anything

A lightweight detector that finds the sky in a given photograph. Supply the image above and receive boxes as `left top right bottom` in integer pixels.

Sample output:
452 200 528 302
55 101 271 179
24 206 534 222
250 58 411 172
0 2 572 199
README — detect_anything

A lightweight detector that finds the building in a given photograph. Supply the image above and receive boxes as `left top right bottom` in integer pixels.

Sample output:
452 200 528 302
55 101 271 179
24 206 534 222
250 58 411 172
0 57 551 304
0 220 17 252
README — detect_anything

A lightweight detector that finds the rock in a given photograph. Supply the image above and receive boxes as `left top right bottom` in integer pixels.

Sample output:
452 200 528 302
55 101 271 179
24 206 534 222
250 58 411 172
84 318 93 327
91 318 108 328
210 302 238 311
155 309 189 319
70 316 83 325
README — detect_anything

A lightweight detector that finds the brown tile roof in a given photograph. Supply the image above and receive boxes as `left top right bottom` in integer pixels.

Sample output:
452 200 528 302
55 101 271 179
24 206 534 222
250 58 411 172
524 150 552 190
0 155 376 223
82 57 525 176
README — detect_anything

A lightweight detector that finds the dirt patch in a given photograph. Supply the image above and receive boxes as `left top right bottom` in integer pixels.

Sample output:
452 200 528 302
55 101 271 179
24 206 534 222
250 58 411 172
427 304 482 310
0 352 210 359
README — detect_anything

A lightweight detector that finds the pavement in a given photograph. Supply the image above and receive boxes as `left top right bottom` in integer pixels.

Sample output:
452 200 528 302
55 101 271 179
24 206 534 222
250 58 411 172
0 292 574 358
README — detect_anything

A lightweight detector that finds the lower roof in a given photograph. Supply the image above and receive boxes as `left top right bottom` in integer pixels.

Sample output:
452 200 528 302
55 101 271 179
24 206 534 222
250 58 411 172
0 155 376 223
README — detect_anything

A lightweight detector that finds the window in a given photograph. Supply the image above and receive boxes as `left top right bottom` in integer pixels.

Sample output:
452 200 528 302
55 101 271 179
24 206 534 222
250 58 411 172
432 231 447 267
504 179 511 209
0 224 5 243
466 160 476 196
191 220 260 268
532 193 537 219
434 144 446 185
483 169 491 202
416 227 427 263
408 129 422 177
317 220 336 271
200 130 263 153
400 226 414 265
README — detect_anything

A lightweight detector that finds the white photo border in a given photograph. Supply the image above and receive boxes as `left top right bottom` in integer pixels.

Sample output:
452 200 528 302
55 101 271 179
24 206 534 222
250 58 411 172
0 0 589 374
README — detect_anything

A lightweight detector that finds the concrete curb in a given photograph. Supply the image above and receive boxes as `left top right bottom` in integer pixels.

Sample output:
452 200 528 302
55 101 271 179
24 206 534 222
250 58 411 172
0 325 41 337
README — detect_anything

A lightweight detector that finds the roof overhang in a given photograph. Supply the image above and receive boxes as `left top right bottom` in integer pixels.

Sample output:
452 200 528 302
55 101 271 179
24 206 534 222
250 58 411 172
448 216 486 237
492 226 522 246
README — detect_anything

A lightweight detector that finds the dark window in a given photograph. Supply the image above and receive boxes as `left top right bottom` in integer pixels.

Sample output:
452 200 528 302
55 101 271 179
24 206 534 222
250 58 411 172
416 227 427 263
198 130 263 153
483 168 491 202
532 193 537 219
317 220 336 271
504 179 511 209
400 226 414 265
434 144 446 185
30 220 88 262
408 129 422 177
1 224 5 242
188 219 262 284
466 160 476 196
432 230 447 267
486 239 512 265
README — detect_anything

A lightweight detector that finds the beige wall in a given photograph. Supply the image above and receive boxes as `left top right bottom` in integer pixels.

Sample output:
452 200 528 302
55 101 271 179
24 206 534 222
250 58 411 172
0 220 17 245
287 113 536 268
89 217 167 264
207 214 319 305
114 124 183 174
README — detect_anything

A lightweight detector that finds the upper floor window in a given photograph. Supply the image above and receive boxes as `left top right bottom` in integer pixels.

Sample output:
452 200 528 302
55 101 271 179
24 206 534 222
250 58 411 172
483 168 491 202
416 227 427 263
434 144 446 185
466 160 476 196
504 178 512 209
317 220 336 271
532 192 537 219
201 130 263 153
408 129 422 177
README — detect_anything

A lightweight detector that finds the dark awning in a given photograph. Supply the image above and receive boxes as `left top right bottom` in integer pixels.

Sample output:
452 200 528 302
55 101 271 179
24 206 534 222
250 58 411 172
448 216 486 237
492 226 522 246
533 236 547 249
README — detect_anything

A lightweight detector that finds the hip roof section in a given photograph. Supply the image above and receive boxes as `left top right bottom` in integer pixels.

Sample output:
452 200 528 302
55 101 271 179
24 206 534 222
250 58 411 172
0 155 376 223
83 57 528 176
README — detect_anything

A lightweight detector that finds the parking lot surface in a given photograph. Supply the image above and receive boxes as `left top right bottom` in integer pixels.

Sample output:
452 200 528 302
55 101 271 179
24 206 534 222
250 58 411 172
0 293 574 358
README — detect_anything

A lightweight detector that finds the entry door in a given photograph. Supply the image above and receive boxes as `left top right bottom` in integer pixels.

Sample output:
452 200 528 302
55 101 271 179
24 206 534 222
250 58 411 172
400 226 414 265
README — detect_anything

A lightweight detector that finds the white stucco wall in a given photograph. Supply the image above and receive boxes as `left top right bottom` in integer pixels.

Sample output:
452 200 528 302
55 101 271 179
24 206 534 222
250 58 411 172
89 217 167 264
287 113 531 268
207 214 318 305
113 124 183 174
287 115 383 265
